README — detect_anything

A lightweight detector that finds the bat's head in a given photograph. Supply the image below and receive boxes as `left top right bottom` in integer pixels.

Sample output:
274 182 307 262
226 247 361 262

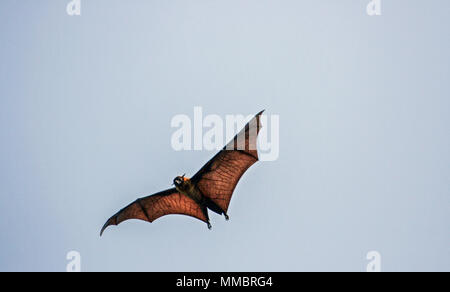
173 174 189 189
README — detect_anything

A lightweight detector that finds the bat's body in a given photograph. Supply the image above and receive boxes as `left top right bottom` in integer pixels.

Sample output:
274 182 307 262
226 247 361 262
175 178 202 203
173 176 227 229
100 110 264 236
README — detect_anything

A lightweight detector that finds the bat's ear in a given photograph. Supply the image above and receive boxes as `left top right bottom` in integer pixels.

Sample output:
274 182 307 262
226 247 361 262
182 173 186 178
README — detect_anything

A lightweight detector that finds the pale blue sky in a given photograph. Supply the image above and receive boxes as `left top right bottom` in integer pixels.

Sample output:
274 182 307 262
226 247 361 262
0 1 449 271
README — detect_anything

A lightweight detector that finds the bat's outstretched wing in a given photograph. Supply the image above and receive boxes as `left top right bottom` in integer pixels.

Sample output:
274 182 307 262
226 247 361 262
191 110 264 213
100 188 208 236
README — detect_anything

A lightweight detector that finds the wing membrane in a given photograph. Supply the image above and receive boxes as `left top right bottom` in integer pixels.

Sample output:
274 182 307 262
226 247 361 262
100 188 207 236
191 110 264 212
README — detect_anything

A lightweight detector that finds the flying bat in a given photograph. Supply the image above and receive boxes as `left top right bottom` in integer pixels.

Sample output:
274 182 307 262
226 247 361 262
100 110 264 236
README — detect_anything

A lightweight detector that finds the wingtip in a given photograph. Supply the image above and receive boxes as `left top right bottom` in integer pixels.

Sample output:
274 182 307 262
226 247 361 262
100 224 107 237
256 109 265 116
100 217 115 237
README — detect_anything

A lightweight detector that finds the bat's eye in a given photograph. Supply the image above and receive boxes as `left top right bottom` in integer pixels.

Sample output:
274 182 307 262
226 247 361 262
174 177 182 185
